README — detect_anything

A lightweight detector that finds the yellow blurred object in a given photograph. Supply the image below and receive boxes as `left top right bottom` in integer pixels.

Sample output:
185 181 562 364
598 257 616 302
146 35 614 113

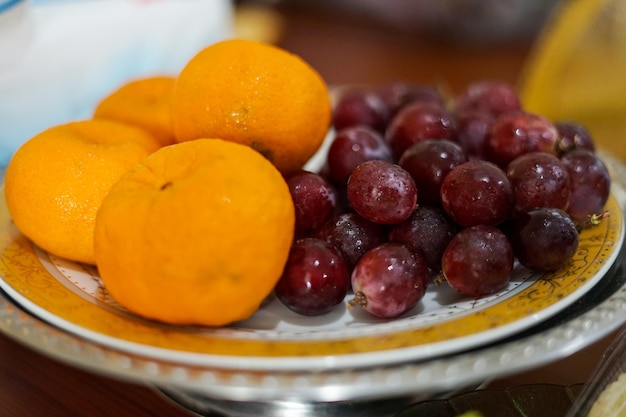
519 0 626 161
234 3 285 44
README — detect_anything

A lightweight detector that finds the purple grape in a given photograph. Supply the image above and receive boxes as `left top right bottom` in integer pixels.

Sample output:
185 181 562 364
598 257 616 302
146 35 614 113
561 149 611 223
454 80 521 118
455 109 495 160
440 160 514 227
389 205 458 272
510 207 579 271
398 139 468 205
326 125 393 185
347 160 418 224
555 121 596 155
441 225 514 297
285 170 338 238
377 81 446 117
506 151 571 213
275 238 350 316
485 111 560 168
332 89 390 133
317 212 388 272
349 242 429 318
385 101 457 160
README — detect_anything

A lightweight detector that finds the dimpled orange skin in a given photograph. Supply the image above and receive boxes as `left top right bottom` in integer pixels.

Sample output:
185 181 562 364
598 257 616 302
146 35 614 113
93 76 176 147
93 138 296 326
171 38 332 174
4 120 161 264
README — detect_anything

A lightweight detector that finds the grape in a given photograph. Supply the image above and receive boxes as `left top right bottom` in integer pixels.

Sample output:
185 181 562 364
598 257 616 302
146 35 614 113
349 242 429 318
455 109 494 160
385 101 457 160
389 205 458 272
561 149 611 223
326 125 393 185
316 212 388 271
332 88 390 133
454 80 521 118
440 160 514 227
347 160 418 224
441 225 514 297
377 81 446 117
398 139 468 205
275 238 350 316
510 208 579 271
285 170 338 238
555 121 596 155
485 111 560 168
506 151 571 213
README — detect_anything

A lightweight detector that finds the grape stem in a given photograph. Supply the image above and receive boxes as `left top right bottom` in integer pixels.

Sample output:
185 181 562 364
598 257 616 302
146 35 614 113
577 211 610 233
347 292 367 310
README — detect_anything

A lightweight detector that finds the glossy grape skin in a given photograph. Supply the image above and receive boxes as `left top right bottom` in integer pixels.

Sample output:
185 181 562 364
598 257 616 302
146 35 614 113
349 242 429 319
510 208 579 272
332 89 390 133
398 139 468 205
555 121 595 155
441 225 514 297
326 125 393 185
561 150 611 223
275 238 350 316
388 205 458 272
347 160 418 224
385 101 457 160
453 80 521 118
506 151 571 213
285 170 338 238
316 212 388 271
440 160 514 227
485 111 560 168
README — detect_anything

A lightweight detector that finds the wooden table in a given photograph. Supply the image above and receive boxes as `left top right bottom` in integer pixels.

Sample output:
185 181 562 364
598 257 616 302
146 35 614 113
0 3 623 416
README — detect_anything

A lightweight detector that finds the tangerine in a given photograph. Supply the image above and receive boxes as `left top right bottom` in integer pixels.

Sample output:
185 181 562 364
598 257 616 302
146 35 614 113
4 119 160 264
93 76 177 147
171 38 332 174
93 138 295 326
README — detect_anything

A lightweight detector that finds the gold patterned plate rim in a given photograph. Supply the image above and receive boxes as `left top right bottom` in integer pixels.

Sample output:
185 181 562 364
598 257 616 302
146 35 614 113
0 189 623 372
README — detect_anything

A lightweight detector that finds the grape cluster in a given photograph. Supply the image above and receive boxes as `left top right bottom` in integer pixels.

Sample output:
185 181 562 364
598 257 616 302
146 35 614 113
275 80 612 319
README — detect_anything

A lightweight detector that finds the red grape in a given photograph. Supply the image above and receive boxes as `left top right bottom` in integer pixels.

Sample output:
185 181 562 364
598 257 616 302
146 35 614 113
347 160 418 224
275 238 350 316
385 101 457 160
510 208 579 271
440 160 514 227
326 125 393 185
441 225 514 297
506 151 571 213
455 109 494 160
389 205 458 272
349 242 429 318
555 121 596 155
398 139 468 205
285 170 338 238
377 81 446 117
561 149 611 223
332 88 390 133
485 111 560 168
454 80 521 118
316 212 388 271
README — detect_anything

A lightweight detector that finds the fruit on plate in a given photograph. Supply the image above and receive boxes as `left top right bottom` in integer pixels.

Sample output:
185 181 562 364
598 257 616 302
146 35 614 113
93 76 177 147
171 38 332 174
93 138 295 326
4 120 160 264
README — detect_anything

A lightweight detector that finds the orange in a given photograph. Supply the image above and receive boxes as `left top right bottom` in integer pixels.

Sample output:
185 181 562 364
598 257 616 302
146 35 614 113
171 38 332 174
93 76 176 147
4 119 160 265
93 138 295 326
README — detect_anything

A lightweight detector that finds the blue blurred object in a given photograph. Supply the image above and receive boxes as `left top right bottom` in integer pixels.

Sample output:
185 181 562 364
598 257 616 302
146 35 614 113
0 0 234 167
